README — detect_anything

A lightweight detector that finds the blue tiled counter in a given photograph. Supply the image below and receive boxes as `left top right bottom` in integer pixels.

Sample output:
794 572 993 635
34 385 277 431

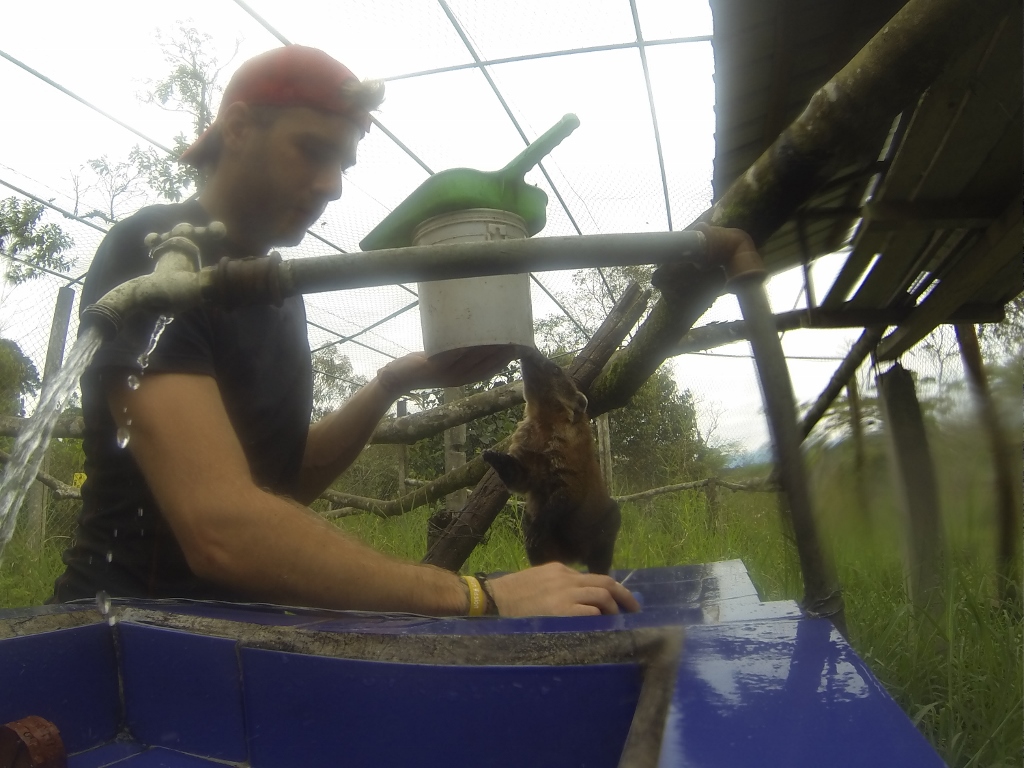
0 560 945 767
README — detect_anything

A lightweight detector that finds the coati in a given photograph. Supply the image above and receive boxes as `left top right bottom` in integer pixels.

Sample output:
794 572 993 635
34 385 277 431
482 348 620 574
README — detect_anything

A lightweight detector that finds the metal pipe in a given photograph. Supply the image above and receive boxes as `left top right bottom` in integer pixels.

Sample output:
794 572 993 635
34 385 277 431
278 231 708 297
82 228 709 337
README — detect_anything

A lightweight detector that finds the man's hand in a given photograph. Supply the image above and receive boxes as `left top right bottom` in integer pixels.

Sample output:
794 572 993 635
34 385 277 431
378 347 518 396
487 562 641 617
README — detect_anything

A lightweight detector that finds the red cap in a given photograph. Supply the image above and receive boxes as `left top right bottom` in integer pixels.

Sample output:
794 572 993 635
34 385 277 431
179 46 371 168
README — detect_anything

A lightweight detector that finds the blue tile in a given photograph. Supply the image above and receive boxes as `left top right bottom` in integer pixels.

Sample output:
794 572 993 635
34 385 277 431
117 623 246 762
68 740 145 768
661 618 946 767
242 647 643 768
0 623 120 753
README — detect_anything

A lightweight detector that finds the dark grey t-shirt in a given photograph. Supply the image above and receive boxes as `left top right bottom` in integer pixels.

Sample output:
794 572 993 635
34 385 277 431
52 200 313 602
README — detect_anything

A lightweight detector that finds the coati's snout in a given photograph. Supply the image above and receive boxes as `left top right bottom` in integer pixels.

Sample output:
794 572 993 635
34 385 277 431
520 347 588 423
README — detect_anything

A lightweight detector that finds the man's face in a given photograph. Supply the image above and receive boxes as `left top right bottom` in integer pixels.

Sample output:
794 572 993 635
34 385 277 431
232 105 361 248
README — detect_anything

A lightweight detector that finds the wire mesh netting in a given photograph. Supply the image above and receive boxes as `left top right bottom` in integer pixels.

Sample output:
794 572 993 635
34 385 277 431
0 1 1009 551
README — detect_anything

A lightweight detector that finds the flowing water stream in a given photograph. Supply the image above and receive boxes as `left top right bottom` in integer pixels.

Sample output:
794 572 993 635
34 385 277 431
0 326 105 564
0 313 178 565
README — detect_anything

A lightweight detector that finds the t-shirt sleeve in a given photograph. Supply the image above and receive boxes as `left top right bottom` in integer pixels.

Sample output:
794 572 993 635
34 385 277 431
82 210 217 379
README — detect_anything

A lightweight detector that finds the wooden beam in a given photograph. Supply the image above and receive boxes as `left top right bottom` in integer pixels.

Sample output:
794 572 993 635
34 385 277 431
670 304 1004 356
877 194 1022 359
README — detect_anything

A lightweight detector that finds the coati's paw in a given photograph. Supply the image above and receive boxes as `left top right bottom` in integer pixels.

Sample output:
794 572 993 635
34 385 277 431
482 450 528 491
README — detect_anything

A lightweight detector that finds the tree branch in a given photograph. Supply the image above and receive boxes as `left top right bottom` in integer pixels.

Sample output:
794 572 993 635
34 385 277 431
322 436 511 520
613 476 775 504
0 448 80 500
369 383 524 445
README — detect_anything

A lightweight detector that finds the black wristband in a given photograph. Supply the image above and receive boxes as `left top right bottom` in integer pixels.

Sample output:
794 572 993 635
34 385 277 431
474 572 501 616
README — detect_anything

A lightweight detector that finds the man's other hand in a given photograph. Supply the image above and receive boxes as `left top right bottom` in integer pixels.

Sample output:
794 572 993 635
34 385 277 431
488 562 641 617
378 347 518 396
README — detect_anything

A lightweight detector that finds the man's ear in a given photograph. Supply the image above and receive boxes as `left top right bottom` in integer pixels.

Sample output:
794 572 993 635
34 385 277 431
219 101 255 154
482 450 529 491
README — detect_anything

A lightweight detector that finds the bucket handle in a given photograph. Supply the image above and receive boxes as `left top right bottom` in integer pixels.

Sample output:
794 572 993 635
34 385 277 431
499 114 581 182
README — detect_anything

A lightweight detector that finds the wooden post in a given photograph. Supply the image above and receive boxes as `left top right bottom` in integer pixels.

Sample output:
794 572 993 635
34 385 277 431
703 477 720 531
877 363 944 608
427 388 467 551
955 324 1020 608
26 286 75 552
846 377 871 523
395 398 409 489
595 413 613 494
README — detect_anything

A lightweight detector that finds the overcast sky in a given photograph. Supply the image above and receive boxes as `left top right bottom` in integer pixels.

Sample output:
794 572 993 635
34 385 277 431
0 1 878 452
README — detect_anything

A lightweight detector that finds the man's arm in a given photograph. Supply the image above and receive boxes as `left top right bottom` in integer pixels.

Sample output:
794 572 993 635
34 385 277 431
109 372 639 616
296 348 516 504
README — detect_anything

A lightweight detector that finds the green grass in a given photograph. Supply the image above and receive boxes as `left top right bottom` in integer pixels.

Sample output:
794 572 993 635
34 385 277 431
2 471 1020 767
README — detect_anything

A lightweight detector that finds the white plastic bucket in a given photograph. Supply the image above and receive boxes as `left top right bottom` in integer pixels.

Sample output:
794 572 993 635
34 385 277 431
414 209 535 360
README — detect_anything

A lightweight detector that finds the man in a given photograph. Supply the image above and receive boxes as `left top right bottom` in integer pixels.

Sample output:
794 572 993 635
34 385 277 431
52 46 637 617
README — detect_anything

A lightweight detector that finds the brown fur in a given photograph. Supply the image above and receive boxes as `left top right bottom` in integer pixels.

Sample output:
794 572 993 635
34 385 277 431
483 348 620 574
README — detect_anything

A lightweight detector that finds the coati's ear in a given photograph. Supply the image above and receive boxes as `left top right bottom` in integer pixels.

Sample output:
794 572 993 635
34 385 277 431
482 450 529 491
567 392 589 423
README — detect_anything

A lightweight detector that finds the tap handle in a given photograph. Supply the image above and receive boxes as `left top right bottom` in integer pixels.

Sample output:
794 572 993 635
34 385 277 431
144 221 227 251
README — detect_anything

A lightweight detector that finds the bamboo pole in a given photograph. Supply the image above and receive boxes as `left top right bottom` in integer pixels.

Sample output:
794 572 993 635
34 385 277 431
877 363 944 609
798 327 886 440
846 377 871 523
734 275 844 628
954 324 1020 609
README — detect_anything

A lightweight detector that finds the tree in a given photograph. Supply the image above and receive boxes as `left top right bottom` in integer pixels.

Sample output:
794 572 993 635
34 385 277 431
979 294 1024 364
83 23 231 208
0 339 40 418
310 346 366 421
0 199 74 286
84 156 144 223
129 24 236 202
608 366 719 490
534 266 654 353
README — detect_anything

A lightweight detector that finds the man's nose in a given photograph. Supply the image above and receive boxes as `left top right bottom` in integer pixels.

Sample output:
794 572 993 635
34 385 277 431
314 165 344 201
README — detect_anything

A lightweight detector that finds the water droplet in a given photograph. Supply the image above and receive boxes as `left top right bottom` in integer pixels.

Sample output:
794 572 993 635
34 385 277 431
107 615 118 627
137 507 144 517
127 374 141 390
116 427 130 449
137 315 175 370
126 418 132 426
88 556 93 565
96 590 111 615
106 550 113 563
113 528 118 538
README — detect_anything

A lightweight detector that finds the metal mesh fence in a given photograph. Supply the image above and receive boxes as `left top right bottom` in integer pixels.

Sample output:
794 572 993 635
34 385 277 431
0 0 1008 558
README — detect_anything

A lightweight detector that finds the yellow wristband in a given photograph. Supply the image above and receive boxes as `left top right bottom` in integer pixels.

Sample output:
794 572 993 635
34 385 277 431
461 575 486 617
